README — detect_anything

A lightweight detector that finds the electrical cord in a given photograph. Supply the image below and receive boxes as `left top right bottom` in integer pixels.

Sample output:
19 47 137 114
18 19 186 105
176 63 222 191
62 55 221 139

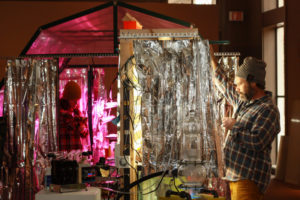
141 170 168 196
116 170 169 200
119 56 144 194
119 62 143 162
123 153 139 185
165 190 191 200
119 55 145 92
173 175 180 192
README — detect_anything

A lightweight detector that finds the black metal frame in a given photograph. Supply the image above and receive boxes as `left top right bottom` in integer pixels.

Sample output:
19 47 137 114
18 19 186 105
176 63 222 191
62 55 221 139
20 1 191 56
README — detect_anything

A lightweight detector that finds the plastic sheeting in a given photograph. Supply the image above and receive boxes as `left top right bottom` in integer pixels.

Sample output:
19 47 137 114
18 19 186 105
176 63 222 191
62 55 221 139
132 39 219 178
2 59 57 200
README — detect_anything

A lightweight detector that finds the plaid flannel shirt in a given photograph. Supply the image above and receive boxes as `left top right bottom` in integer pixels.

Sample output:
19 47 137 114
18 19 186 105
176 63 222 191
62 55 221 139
214 66 280 193
59 100 88 151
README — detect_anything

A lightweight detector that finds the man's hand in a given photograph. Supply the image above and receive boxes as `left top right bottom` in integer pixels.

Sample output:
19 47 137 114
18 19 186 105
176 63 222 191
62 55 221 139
222 117 236 130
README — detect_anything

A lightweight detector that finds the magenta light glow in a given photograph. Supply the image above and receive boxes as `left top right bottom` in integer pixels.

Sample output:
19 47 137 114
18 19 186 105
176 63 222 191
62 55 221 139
59 67 117 165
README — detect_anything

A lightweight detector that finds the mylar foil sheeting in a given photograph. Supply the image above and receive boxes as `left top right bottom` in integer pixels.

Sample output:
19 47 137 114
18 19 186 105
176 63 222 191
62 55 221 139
2 59 58 200
215 56 239 143
132 39 219 175
211 56 239 199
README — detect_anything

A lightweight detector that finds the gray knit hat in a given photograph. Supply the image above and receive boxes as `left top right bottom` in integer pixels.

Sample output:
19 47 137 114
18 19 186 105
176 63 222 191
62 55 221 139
236 56 266 87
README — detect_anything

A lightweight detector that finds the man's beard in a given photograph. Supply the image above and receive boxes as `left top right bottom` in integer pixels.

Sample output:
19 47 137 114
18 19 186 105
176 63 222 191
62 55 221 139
239 85 255 101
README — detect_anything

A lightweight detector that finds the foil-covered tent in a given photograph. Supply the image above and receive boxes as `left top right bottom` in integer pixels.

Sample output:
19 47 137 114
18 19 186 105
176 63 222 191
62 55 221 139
1 0 192 178
18 0 192 154
0 2 193 200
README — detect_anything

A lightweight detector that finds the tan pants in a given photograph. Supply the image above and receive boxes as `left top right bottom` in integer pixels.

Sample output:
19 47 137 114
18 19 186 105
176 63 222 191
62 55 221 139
229 180 263 200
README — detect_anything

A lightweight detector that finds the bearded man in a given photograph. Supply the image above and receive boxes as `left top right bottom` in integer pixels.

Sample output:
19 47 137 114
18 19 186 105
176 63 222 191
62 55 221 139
210 47 280 200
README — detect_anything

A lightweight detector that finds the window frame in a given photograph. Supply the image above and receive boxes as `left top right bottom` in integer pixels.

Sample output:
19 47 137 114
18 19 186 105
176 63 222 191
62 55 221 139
262 0 285 165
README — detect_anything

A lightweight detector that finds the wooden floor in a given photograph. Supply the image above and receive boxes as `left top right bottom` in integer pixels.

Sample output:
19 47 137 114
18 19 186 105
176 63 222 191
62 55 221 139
263 179 300 200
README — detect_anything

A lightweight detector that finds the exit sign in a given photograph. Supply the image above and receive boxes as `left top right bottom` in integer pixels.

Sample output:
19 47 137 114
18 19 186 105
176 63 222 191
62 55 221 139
229 11 244 21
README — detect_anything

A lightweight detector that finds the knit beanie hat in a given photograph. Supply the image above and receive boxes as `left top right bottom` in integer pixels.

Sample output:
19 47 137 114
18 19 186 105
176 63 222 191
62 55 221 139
62 81 81 100
236 56 266 87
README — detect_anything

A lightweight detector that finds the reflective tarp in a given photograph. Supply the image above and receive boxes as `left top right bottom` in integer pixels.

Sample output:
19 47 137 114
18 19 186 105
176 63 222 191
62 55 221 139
2 59 58 200
132 39 219 177
120 41 238 198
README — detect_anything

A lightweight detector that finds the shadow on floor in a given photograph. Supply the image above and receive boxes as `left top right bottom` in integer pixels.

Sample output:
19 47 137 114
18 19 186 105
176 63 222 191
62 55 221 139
264 179 300 200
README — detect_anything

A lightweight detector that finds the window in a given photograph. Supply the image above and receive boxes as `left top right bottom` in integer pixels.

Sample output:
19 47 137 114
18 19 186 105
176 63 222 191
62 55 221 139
168 0 216 5
194 0 216 4
276 25 285 148
278 0 284 8
263 1 285 165
262 0 284 12
262 0 277 12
